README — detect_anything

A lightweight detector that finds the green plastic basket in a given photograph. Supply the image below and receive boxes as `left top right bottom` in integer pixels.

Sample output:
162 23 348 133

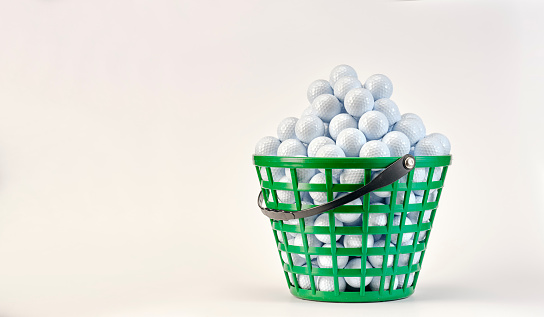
253 155 452 302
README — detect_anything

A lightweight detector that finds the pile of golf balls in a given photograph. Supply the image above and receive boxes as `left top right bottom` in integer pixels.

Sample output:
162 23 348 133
255 65 451 292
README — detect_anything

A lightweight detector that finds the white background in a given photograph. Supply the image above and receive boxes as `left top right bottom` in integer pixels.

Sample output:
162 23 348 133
1 1 543 316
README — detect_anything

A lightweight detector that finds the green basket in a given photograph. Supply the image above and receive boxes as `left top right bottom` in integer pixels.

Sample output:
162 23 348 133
253 155 452 302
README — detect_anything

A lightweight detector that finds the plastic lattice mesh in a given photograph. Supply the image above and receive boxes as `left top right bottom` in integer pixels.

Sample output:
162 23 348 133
254 155 451 302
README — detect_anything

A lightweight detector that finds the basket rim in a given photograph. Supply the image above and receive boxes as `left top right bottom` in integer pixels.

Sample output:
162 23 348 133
253 155 452 169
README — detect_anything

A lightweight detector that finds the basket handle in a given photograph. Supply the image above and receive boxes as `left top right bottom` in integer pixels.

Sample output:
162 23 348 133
258 154 415 221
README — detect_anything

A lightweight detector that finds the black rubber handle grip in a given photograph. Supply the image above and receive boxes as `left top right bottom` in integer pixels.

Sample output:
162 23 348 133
257 154 415 221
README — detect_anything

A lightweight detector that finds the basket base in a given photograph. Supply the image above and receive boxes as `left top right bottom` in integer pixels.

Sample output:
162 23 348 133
289 286 415 303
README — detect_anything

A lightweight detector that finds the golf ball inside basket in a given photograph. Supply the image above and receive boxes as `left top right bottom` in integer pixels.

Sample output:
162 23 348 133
343 88 374 118
295 115 325 144
381 131 411 157
311 94 342 123
313 213 343 244
317 242 349 269
255 136 281 156
344 258 373 288
336 128 367 157
358 111 389 140
277 117 299 141
374 98 401 126
328 114 358 140
277 139 307 157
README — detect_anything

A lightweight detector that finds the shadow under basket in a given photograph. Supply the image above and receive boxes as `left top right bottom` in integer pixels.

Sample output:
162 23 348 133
254 155 452 302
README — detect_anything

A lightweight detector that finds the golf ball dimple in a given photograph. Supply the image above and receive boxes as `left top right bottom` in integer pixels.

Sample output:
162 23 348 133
277 139 307 157
364 74 393 100
329 64 358 87
343 88 374 118
295 115 325 144
336 128 367 157
328 114 358 140
301 106 316 118
374 98 401 126
358 111 389 141
334 77 363 102
307 79 334 103
255 136 281 156
311 94 342 123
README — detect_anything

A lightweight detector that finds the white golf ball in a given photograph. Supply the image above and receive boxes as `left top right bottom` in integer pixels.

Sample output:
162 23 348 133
328 114 358 140
281 250 306 266
311 94 342 123
334 77 363 102
285 214 317 227
277 117 299 141
386 191 416 206
334 195 362 223
396 273 415 288
276 175 296 204
358 111 389 140
309 173 339 202
364 74 393 100
344 258 373 288
392 118 426 146
307 136 335 157
359 140 391 157
343 234 374 249
374 98 401 126
339 168 365 184
315 144 346 178
369 275 398 291
313 213 343 244
317 242 349 269
260 166 285 182
398 251 422 267
255 136 281 156
323 122 331 138
368 240 395 268
329 64 358 87
343 88 374 118
336 128 367 157
369 192 385 204
390 215 414 245
317 276 347 292
381 131 410 157
368 204 388 227
401 113 423 123
285 162 316 184
295 115 325 144
293 233 323 260
296 265 317 289
307 79 334 103
277 139 307 157
301 106 316 118
414 136 445 156
426 133 451 154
